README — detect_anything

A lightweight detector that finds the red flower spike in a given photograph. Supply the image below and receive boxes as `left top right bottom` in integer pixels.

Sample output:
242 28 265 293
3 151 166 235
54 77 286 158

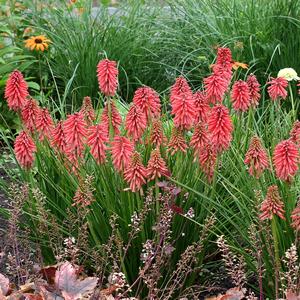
199 142 217 183
36 108 54 141
150 118 165 147
204 73 228 104
273 139 299 182
190 122 209 158
167 127 188 155
260 185 286 221
246 74 261 107
125 104 147 142
290 120 300 145
111 135 134 172
170 76 192 105
80 96 95 126
97 59 118 96
101 101 122 137
87 124 108 164
208 104 233 152
147 148 170 180
51 121 67 153
194 91 210 123
123 151 147 192
14 130 36 169
244 136 269 178
133 86 161 121
231 80 251 112
291 203 300 231
267 77 288 101
4 70 28 111
21 98 39 132
64 112 87 158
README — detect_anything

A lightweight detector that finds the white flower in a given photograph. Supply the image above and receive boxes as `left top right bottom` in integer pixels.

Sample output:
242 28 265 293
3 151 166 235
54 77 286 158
277 68 300 81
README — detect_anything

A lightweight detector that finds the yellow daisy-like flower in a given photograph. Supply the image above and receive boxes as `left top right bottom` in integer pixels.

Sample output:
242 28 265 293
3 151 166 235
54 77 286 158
24 35 51 52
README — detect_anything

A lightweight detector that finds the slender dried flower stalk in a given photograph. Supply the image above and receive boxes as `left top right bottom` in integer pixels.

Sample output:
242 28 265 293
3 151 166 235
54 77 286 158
80 96 95 125
260 185 286 220
125 104 147 142
123 151 147 192
273 139 299 182
4 70 28 111
72 175 95 207
217 235 247 288
267 77 288 101
208 104 233 152
97 58 118 96
244 136 269 178
147 148 170 180
14 130 36 169
111 135 134 172
167 127 187 155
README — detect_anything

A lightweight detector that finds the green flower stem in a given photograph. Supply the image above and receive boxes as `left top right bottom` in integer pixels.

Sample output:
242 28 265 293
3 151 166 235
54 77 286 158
289 84 296 121
271 217 280 299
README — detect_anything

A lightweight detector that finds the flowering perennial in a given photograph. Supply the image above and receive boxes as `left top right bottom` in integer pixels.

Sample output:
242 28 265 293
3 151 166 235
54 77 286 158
267 77 288 101
97 59 118 96
231 80 251 112
147 148 170 180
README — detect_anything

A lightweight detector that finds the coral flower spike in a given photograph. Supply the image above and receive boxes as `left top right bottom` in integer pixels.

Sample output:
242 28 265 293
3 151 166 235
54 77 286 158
21 98 40 132
4 70 29 111
199 142 217 183
111 135 134 172
170 76 192 105
123 151 147 192
150 118 165 147
87 124 108 164
147 148 170 181
97 58 118 96
244 136 269 178
290 120 300 145
133 86 161 121
291 202 300 231
80 96 96 126
267 77 288 101
125 104 147 142
193 91 210 123
14 130 36 169
231 80 251 112
246 74 261 107
208 104 233 152
167 127 188 155
36 108 54 141
204 73 228 104
190 122 209 158
51 121 67 153
260 185 286 221
101 101 122 137
273 139 299 182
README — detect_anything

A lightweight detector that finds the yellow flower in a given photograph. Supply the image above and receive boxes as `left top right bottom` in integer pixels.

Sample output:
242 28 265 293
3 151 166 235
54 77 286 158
232 61 248 70
277 68 300 81
24 35 51 52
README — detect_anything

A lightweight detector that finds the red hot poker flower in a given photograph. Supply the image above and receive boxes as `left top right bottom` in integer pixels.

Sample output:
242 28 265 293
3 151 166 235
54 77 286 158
231 80 251 112
51 121 67 153
80 96 95 126
208 104 233 152
190 122 209 158
101 101 122 137
123 151 147 192
147 148 170 180
204 73 228 104
97 59 118 96
14 130 36 169
133 86 161 121
290 120 300 145
267 77 288 101
273 139 299 182
4 70 29 111
199 142 217 183
64 112 87 157
167 127 188 155
246 74 261 107
36 108 54 141
194 91 210 123
170 76 192 105
291 202 300 231
150 118 165 147
244 136 269 178
125 104 147 142
21 98 39 132
260 185 286 221
111 135 134 172
87 124 108 164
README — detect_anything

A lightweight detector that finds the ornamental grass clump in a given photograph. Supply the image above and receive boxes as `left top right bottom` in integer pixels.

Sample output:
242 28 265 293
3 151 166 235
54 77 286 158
1 46 300 298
